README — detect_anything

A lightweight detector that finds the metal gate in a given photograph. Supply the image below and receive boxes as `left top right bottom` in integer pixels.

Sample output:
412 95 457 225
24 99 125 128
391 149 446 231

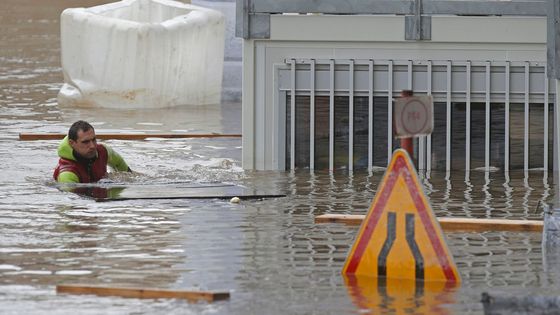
275 59 553 172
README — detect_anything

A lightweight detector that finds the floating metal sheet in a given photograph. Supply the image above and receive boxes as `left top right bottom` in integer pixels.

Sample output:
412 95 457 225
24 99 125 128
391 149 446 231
56 183 286 202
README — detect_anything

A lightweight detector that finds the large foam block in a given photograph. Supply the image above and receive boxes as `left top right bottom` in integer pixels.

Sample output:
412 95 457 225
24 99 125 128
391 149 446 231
58 0 225 108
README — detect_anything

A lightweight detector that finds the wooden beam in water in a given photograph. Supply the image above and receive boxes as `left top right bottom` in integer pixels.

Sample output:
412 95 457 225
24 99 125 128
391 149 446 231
315 214 364 226
19 133 242 141
437 217 543 232
315 214 543 232
56 284 230 302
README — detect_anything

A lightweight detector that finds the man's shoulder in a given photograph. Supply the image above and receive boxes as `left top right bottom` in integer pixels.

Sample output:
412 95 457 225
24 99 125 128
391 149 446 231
56 158 80 173
57 157 78 167
97 143 110 156
54 159 81 183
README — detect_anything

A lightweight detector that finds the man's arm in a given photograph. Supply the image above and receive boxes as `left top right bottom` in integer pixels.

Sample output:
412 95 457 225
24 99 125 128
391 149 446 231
57 171 80 183
103 144 131 172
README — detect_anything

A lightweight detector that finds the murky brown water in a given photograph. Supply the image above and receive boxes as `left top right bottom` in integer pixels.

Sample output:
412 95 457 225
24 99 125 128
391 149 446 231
1 1 559 314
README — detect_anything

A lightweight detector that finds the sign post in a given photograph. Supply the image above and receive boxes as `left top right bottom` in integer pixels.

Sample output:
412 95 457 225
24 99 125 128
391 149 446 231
545 0 560 270
547 0 560 217
398 90 414 157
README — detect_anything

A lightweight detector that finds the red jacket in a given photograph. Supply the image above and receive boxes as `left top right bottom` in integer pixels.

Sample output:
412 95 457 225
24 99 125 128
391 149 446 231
53 144 109 183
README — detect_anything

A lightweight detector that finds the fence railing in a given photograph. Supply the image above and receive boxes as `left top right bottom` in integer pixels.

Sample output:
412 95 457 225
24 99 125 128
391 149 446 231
277 58 552 172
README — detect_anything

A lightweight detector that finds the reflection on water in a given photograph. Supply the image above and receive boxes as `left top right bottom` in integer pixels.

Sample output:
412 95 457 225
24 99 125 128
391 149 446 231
1 0 560 314
344 275 458 315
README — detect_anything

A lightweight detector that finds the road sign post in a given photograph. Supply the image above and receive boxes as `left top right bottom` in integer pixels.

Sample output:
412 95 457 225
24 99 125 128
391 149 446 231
399 90 414 158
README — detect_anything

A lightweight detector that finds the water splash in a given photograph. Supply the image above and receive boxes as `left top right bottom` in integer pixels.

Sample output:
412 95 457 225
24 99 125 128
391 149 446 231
104 158 245 184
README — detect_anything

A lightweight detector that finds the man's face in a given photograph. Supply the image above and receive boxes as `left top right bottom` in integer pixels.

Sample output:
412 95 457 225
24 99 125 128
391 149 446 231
69 128 97 159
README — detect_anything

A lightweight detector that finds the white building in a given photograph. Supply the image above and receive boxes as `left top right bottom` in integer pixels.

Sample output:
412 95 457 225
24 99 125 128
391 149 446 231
237 0 556 172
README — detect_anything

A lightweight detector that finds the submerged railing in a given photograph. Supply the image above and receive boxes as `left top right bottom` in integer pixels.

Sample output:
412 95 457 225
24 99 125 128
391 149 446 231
277 59 552 172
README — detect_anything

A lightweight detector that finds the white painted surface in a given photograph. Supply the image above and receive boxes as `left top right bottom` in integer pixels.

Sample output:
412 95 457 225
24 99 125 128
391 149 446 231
243 14 549 170
270 15 405 42
431 16 546 44
59 0 225 108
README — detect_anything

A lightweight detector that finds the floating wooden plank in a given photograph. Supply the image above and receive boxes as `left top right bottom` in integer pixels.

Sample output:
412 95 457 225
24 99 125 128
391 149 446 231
56 284 230 302
316 214 364 226
60 183 286 202
19 133 241 141
437 217 543 232
315 214 543 232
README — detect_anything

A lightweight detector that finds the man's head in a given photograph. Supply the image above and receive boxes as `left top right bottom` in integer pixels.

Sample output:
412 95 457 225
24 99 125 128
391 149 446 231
68 120 97 159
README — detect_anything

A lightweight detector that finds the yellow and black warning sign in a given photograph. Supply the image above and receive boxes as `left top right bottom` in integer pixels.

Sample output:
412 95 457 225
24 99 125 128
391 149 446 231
342 149 460 283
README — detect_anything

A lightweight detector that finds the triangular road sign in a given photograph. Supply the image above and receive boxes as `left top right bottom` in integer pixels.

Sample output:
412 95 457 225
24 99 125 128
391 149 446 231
342 149 460 283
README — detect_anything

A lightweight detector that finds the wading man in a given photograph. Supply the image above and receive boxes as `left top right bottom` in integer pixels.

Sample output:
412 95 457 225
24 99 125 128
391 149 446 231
53 120 131 183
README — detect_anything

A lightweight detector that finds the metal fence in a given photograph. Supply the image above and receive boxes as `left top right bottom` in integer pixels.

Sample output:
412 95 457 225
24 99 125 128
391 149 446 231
276 58 553 172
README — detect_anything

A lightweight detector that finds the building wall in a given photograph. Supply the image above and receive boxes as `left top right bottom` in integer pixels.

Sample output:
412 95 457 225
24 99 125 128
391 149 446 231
242 15 549 170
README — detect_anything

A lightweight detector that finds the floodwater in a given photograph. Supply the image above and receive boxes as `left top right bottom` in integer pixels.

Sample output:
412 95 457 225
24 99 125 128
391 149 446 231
0 1 559 314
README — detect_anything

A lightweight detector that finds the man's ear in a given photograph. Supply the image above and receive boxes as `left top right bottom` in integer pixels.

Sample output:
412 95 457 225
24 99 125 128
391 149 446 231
68 139 76 148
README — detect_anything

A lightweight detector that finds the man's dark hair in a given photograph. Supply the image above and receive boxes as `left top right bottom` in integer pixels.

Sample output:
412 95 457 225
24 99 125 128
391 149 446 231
68 120 94 141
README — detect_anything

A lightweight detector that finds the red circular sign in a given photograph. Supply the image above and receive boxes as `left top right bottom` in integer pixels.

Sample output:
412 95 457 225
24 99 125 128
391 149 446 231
400 99 429 135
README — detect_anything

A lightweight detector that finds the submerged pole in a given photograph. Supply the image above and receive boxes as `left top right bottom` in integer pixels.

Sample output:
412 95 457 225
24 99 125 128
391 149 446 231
399 89 414 159
546 0 560 223
556 79 560 209
547 0 560 209
544 0 560 269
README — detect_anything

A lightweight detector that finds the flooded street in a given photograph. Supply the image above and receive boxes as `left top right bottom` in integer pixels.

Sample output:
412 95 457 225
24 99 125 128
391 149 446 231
0 1 559 314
